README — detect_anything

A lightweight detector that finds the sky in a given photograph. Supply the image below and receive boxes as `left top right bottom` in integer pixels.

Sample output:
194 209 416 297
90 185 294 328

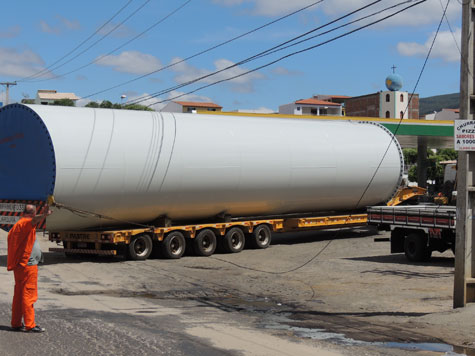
0 0 463 112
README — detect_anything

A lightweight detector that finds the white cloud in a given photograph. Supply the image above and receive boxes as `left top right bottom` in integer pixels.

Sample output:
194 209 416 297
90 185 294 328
0 47 54 79
212 0 461 27
75 98 92 107
95 51 162 75
39 16 80 34
272 66 303 76
97 23 136 38
213 0 317 16
170 57 265 93
39 20 60 34
322 0 460 27
57 15 80 30
121 90 213 111
397 28 461 62
0 25 21 39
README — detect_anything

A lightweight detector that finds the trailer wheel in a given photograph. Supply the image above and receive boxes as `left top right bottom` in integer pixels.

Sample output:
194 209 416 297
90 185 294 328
162 231 186 259
248 224 272 249
127 233 153 260
404 233 431 262
222 227 245 253
193 229 217 256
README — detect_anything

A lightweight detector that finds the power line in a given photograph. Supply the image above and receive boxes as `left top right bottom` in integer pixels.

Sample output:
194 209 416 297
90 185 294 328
207 0 446 276
82 0 325 99
354 0 451 214
127 0 385 106
21 0 152 82
250 0 417 62
437 0 470 78
28 0 193 84
137 0 426 108
17 0 134 82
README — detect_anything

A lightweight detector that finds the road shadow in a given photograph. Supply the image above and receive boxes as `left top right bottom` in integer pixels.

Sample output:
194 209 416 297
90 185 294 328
0 252 124 267
346 254 455 268
0 325 21 332
271 226 379 246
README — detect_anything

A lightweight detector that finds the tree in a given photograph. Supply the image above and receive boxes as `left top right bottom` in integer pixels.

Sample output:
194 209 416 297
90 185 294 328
21 99 35 104
406 148 457 185
52 99 75 107
100 100 113 108
84 100 154 111
123 104 154 111
403 148 417 166
85 101 100 108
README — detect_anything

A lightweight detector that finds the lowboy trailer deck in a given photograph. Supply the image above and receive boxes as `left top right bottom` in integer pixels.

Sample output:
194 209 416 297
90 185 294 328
47 213 368 260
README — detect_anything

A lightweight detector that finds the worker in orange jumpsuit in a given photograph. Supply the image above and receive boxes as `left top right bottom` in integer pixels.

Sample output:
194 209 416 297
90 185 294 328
7 204 52 333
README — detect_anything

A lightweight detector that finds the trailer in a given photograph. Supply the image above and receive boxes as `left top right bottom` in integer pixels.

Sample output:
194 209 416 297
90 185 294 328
367 205 456 262
1 188 426 260
47 213 369 260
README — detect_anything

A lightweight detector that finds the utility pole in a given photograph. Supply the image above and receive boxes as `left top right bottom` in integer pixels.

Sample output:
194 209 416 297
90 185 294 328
0 81 17 105
454 0 475 308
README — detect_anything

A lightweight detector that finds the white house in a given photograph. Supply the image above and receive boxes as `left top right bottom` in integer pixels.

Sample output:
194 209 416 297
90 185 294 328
35 90 79 105
279 98 342 116
425 108 459 121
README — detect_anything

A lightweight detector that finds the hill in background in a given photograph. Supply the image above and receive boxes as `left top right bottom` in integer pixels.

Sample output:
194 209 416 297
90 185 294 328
419 92 459 117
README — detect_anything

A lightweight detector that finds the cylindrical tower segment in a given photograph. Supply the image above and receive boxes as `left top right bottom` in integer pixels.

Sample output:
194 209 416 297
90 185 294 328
0 104 403 231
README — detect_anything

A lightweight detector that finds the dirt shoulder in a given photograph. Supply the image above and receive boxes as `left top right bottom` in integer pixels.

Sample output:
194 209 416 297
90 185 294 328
1 226 474 355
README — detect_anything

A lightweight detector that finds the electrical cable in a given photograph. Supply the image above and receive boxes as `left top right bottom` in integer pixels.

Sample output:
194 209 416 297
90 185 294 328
46 0 441 277
355 0 451 216
208 0 446 275
16 0 134 82
27 0 193 83
81 0 325 99
126 0 384 106
438 0 471 79
52 201 155 229
250 0 417 62
20 0 152 82
140 0 426 108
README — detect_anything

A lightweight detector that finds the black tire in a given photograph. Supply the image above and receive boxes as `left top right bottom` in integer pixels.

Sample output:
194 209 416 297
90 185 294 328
128 233 153 260
222 227 245 253
161 231 186 259
193 229 217 256
248 224 272 249
404 232 431 262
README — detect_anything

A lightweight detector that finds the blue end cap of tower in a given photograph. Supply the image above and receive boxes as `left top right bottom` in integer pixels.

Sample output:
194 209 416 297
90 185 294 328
0 104 56 201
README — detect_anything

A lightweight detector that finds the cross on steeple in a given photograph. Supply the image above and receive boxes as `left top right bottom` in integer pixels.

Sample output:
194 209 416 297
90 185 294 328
391 65 397 73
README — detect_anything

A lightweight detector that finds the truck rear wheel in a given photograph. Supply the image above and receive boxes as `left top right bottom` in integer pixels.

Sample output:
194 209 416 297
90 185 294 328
404 232 431 262
248 224 272 249
128 233 153 261
162 231 186 259
193 229 217 256
222 227 245 253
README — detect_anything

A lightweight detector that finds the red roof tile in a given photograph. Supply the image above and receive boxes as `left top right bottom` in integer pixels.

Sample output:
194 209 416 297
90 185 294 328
295 98 341 106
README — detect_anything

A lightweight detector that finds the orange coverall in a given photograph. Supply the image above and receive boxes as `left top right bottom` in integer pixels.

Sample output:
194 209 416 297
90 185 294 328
7 217 38 330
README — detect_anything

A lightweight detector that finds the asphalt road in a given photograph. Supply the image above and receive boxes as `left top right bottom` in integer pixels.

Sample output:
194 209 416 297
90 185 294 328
0 227 474 356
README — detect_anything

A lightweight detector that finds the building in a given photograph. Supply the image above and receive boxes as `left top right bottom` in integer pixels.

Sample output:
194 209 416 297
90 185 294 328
344 71 420 120
312 95 351 105
162 101 222 113
35 90 79 105
425 108 459 121
278 98 343 116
